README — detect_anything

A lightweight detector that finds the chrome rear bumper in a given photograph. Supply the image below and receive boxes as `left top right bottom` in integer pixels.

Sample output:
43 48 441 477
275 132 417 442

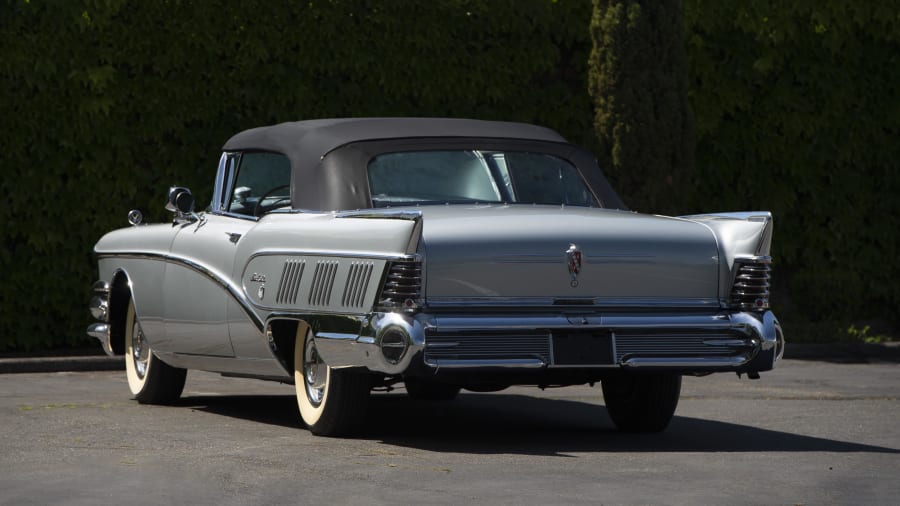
311 309 784 377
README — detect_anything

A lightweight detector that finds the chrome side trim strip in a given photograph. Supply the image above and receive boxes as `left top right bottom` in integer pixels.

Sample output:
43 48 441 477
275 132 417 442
95 252 265 332
334 209 423 221
701 339 754 347
315 332 359 341
425 358 547 369
622 356 749 368
248 249 419 261
679 211 772 222
492 253 655 264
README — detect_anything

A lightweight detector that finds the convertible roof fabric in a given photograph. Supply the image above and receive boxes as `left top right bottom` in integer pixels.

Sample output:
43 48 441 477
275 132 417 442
223 117 568 161
221 117 626 211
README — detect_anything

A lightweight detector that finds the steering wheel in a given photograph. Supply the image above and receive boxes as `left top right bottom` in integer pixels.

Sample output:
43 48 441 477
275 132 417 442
253 184 291 217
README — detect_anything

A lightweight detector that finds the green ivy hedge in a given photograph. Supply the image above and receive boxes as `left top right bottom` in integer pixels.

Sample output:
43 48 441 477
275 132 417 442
0 0 595 350
682 1 900 336
0 0 896 350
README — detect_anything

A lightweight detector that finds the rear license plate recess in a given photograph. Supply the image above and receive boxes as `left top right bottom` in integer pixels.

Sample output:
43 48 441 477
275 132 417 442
551 332 614 365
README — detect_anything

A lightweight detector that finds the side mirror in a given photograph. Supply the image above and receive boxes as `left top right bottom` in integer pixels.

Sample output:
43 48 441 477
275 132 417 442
165 187 199 225
166 186 195 214
176 191 195 213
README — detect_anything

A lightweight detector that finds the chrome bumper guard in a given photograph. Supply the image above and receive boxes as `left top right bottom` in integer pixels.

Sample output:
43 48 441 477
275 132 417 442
86 280 116 356
312 309 784 376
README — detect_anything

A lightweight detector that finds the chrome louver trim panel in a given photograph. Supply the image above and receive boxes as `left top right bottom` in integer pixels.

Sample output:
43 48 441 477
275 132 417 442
276 259 306 305
308 260 339 306
731 256 771 311
341 261 374 308
242 253 390 313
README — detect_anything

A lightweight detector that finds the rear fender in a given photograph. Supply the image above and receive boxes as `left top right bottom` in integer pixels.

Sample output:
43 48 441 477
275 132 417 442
679 211 774 300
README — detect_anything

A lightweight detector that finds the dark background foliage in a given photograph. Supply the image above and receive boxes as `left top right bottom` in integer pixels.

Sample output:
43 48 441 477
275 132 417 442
682 1 900 338
0 0 896 350
589 0 695 216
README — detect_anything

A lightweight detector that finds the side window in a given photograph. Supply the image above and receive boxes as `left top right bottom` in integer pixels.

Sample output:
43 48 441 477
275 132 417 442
227 152 292 216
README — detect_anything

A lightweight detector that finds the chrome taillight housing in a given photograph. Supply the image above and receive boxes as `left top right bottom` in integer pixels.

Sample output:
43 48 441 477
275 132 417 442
730 256 771 311
376 257 423 313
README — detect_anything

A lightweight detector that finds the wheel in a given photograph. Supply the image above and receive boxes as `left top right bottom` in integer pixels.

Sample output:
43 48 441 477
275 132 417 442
404 378 461 401
125 298 186 404
601 373 681 432
294 326 371 436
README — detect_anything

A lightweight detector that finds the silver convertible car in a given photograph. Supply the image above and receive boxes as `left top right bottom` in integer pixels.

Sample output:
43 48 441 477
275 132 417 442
88 118 784 436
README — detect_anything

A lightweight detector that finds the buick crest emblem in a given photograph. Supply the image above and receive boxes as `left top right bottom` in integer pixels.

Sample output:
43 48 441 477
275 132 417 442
565 244 582 287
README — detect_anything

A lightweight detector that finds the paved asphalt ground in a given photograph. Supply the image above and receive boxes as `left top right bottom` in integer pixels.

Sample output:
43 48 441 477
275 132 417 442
1 359 898 505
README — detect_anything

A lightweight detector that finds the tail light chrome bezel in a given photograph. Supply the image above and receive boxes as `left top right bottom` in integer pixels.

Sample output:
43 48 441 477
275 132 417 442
376 256 423 313
730 255 771 311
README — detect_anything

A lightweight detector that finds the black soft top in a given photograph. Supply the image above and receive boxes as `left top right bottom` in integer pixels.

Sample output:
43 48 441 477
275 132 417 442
221 118 625 211
223 117 568 161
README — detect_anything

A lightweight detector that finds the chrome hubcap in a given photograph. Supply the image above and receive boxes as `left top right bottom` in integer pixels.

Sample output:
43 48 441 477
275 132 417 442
131 321 149 379
303 337 326 407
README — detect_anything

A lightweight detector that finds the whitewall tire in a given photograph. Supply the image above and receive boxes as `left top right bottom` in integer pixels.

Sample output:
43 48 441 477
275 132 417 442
294 326 370 436
125 298 186 404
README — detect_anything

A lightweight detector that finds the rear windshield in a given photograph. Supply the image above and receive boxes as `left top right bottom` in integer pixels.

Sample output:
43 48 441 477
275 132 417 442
367 150 597 207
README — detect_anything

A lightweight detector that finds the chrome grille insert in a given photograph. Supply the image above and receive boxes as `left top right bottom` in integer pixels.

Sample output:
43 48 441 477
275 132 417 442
341 261 374 308
425 332 551 364
308 260 339 306
615 331 755 362
276 259 306 305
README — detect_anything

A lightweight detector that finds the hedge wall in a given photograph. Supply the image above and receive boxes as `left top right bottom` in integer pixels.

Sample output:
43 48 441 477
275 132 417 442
0 0 594 350
589 0 695 216
0 1 896 350
682 1 900 335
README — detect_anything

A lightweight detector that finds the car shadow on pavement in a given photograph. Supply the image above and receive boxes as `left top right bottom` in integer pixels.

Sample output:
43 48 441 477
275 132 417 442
176 394 301 428
180 391 900 456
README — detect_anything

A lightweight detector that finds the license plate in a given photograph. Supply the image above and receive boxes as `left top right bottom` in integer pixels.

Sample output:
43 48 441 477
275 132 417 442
552 332 614 365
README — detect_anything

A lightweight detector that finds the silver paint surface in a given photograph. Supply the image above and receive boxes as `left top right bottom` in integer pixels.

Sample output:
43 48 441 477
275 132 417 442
414 205 720 301
93 201 779 377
